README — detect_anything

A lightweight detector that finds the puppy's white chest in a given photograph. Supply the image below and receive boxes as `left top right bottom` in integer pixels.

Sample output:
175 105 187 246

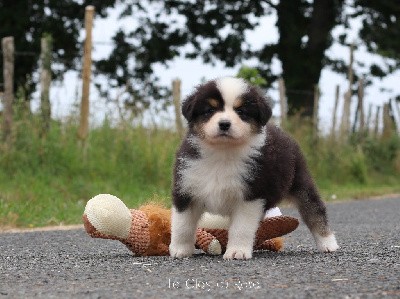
179 154 249 214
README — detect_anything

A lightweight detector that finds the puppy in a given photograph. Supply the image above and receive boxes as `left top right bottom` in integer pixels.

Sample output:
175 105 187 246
170 77 339 260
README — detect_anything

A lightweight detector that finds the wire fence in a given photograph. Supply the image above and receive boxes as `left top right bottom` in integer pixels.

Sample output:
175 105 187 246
1 38 399 137
0 41 115 65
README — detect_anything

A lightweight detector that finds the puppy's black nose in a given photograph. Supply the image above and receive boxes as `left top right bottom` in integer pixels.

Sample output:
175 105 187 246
218 120 231 131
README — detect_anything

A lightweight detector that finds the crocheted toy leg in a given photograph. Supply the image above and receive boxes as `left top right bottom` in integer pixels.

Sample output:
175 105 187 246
201 229 229 252
195 228 222 255
198 212 299 255
254 216 299 248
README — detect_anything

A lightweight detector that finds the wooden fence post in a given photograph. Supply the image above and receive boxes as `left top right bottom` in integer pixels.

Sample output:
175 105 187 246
352 78 364 134
357 78 365 132
2 36 14 144
77 5 95 146
382 102 394 140
330 85 340 138
374 106 381 137
340 42 355 139
40 34 52 135
172 79 184 138
389 98 400 135
366 103 372 135
278 78 287 126
341 91 352 137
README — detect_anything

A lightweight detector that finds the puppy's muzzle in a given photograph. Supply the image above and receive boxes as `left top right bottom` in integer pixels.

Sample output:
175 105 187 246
218 120 231 132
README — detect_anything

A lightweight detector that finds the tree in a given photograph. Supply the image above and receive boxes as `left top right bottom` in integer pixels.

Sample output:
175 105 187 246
274 0 345 116
0 0 116 106
97 0 347 117
236 66 267 88
100 0 400 118
352 0 400 74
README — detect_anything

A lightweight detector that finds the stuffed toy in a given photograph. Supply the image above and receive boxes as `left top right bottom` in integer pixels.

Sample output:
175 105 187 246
83 194 299 256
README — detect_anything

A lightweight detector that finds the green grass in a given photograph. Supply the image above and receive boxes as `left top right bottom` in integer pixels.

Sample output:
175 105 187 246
0 117 180 228
0 116 399 228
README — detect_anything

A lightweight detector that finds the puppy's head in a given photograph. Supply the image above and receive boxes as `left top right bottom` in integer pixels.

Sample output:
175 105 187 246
182 77 272 146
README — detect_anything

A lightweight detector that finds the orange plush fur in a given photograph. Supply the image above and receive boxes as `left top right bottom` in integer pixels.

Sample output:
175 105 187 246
138 204 171 256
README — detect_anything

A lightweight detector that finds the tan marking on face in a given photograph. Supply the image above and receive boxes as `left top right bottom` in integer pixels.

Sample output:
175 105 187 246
208 98 219 108
193 123 206 139
233 98 243 109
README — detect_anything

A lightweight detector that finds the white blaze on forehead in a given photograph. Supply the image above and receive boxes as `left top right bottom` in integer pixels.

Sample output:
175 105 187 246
216 77 248 107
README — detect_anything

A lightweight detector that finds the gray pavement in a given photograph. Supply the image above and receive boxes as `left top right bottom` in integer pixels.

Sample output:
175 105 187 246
1 197 399 298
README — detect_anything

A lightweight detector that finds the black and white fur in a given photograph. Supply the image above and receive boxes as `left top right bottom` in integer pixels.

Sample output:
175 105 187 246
170 77 339 260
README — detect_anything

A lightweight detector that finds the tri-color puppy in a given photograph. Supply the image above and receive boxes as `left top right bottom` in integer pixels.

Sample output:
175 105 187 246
170 77 339 260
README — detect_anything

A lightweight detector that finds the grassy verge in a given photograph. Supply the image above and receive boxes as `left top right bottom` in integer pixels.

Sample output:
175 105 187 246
0 117 399 228
0 118 179 228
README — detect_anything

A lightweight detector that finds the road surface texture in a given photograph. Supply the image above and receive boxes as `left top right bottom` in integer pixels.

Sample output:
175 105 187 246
1 197 399 298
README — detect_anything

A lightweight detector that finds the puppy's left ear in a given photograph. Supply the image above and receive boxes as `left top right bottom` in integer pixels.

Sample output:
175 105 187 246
182 94 196 121
257 93 273 126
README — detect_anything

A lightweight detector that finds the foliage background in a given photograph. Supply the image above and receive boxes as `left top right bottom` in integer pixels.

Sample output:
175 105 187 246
1 0 400 228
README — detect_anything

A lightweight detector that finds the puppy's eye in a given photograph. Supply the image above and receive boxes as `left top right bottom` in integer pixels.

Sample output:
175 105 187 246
204 107 215 116
235 107 245 116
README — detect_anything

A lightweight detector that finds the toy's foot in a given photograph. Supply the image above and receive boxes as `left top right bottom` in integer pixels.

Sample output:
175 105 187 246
223 246 253 260
208 239 222 255
195 229 222 255
169 242 195 258
256 237 284 252
84 194 132 239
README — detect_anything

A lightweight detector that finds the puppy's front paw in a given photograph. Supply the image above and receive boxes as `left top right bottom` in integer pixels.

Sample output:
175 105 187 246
223 247 252 260
169 243 195 258
315 233 339 253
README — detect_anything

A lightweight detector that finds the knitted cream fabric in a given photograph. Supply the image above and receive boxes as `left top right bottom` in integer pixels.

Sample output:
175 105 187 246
84 194 131 239
197 208 283 229
197 213 230 229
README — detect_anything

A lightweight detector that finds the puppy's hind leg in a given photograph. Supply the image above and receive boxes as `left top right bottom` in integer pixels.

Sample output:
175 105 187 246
290 184 339 253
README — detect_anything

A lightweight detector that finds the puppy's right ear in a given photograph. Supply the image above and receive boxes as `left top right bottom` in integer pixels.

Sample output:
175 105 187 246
257 95 273 126
182 94 196 121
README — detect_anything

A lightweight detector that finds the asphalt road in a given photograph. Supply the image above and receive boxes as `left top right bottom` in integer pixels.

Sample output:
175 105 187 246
1 197 399 299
